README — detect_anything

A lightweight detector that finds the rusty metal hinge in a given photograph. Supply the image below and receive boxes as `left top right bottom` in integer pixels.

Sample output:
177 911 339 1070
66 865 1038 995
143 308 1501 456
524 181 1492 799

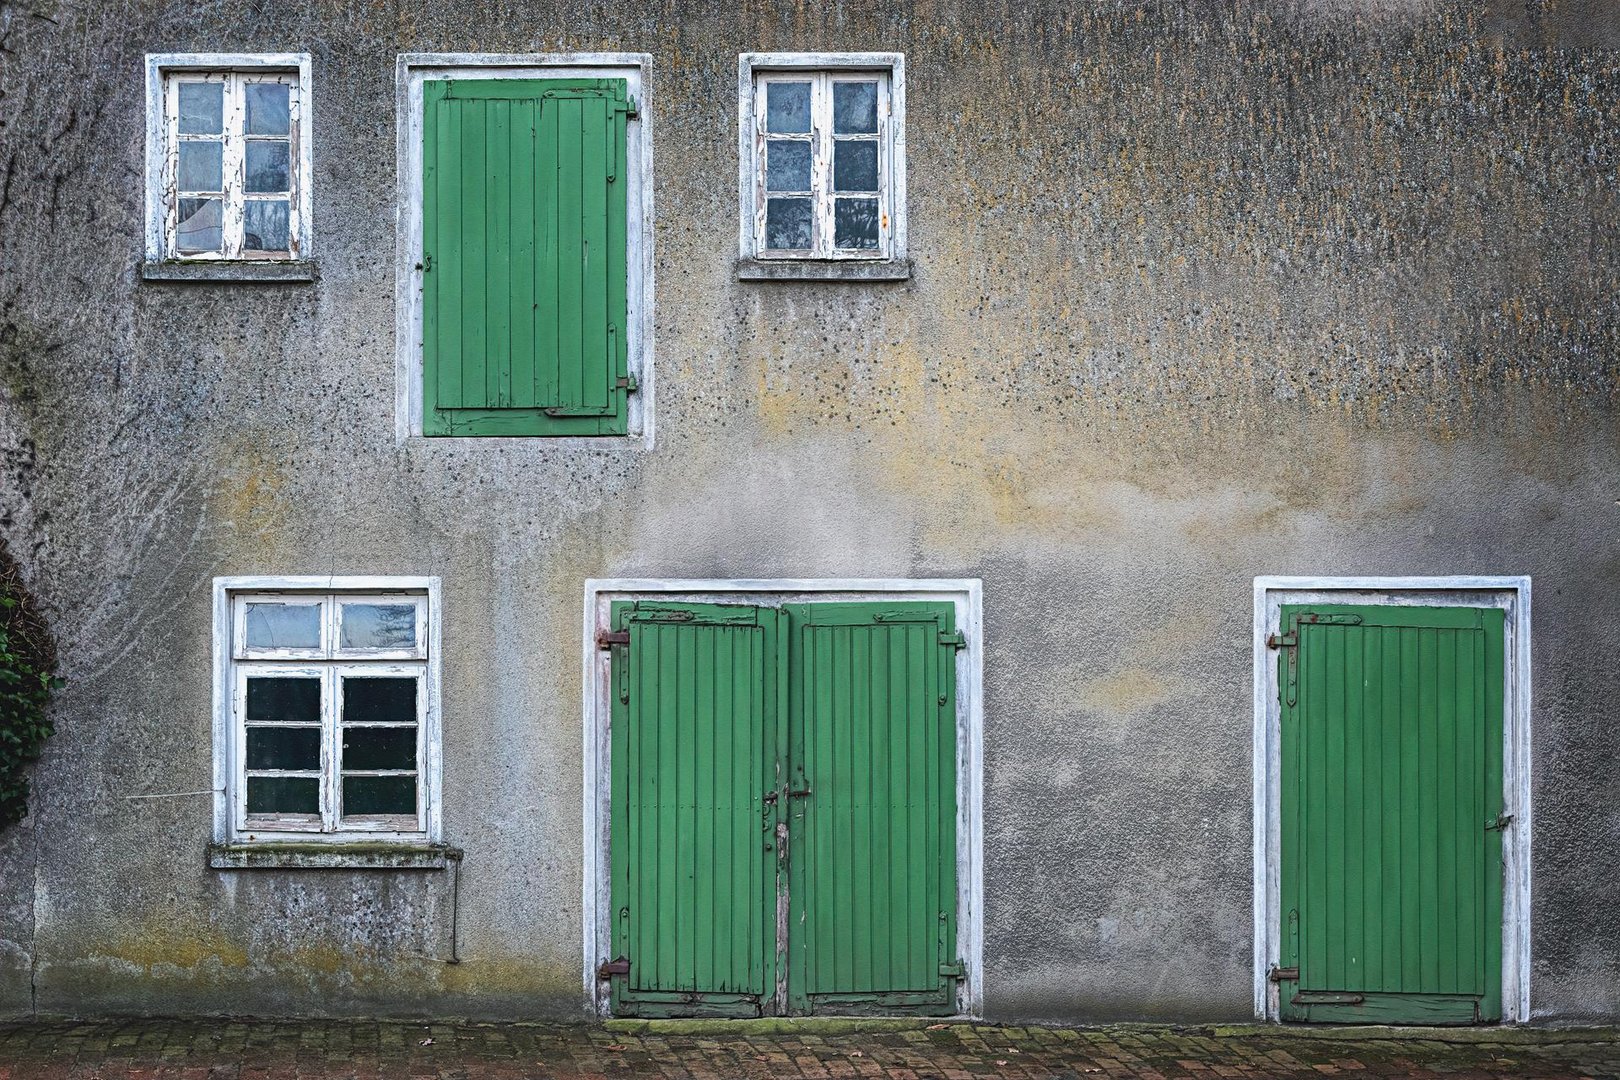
1269 966 1299 983
1292 991 1364 1006
1485 812 1515 832
938 959 966 979
1266 631 1297 650
597 629 630 649
616 374 638 393
597 956 631 979
939 630 966 649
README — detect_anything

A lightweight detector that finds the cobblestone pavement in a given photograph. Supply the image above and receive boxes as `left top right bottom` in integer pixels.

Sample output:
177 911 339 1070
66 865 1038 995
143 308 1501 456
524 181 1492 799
1 1019 1617 1080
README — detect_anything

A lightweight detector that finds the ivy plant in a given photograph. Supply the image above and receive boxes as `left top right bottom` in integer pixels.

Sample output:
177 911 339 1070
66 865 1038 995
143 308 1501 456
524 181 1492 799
0 545 58 832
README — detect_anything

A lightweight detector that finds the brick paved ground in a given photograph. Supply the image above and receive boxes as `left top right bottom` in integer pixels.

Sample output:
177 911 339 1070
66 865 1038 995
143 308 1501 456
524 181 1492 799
0 1019 1617 1080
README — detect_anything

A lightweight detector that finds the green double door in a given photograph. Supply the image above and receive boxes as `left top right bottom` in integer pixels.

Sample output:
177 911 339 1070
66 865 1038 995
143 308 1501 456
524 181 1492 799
1278 604 1506 1024
606 600 962 1017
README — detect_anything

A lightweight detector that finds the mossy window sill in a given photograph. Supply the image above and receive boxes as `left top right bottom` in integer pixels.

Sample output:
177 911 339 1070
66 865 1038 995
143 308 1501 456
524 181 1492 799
141 260 318 283
207 841 461 870
735 258 910 282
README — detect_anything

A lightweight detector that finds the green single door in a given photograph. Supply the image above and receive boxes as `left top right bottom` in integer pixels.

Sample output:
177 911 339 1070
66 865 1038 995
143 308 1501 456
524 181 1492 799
605 600 961 1016
608 602 785 1017
1278 604 1505 1024
785 603 962 1015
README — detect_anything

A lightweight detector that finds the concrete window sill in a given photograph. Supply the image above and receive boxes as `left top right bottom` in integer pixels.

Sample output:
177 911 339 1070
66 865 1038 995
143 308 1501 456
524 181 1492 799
207 841 461 870
140 260 318 283
735 258 911 282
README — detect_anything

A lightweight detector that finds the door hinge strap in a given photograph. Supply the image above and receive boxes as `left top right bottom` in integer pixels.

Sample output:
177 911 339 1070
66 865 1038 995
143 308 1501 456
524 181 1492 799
597 629 630 649
597 956 631 978
616 374 638 392
1486 812 1515 831
1269 966 1299 983
1291 991 1364 1005
939 630 966 649
938 960 966 978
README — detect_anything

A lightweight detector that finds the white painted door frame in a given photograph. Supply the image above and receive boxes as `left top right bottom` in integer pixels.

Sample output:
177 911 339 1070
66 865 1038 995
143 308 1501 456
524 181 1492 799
581 578 985 1017
1251 576 1533 1023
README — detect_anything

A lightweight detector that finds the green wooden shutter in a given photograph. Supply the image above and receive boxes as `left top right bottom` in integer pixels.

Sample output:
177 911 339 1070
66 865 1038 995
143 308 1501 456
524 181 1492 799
422 79 631 437
1278 604 1505 1024
784 602 961 1015
608 602 784 1017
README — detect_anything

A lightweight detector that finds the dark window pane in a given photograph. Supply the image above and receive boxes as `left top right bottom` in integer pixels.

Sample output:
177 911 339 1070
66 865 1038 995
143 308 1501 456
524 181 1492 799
245 83 290 135
178 83 223 134
178 141 223 191
245 677 321 723
343 677 417 724
244 200 291 252
245 141 290 193
764 197 813 250
246 776 318 815
834 197 881 250
339 604 417 650
765 140 811 193
832 81 878 134
176 198 222 253
833 140 879 192
764 81 811 133
342 726 417 771
245 602 321 649
343 775 417 817
246 726 320 770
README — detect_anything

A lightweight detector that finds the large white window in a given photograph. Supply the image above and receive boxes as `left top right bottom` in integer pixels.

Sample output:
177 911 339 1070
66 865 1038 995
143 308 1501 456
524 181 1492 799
145 54 312 270
213 578 440 846
737 53 907 280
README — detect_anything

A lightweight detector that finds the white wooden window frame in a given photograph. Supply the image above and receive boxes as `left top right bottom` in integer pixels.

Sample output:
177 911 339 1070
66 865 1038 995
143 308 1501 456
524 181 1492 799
394 53 655 445
213 576 442 847
580 578 984 1018
144 54 313 263
1251 576 1533 1023
738 53 907 277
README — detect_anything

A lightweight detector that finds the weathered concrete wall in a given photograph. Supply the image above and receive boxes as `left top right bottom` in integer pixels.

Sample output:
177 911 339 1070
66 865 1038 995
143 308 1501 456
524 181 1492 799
1 0 1617 1023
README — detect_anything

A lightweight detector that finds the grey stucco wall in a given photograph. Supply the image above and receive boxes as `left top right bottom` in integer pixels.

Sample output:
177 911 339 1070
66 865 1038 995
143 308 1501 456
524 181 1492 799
1 0 1617 1023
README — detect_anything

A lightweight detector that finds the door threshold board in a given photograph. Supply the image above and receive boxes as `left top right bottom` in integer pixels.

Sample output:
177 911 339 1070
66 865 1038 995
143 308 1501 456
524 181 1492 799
605 1016 969 1036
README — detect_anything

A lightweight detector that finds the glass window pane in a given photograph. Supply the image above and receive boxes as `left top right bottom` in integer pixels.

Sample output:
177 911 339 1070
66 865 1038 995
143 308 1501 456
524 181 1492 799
245 602 321 649
834 197 880 250
765 140 812 193
764 197 813 250
764 81 811 133
342 677 417 724
177 83 223 134
832 81 879 134
176 198 222 253
245 676 322 724
342 726 417 771
246 726 321 770
339 604 418 650
343 775 417 817
833 140 879 192
245 141 290 193
246 776 319 815
178 141 222 191
244 200 291 252
245 83 291 135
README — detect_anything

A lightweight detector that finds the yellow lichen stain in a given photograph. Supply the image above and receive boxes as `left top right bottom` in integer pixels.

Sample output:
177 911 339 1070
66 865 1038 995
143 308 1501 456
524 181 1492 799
213 436 296 556
1075 668 1175 715
435 953 577 997
90 926 250 974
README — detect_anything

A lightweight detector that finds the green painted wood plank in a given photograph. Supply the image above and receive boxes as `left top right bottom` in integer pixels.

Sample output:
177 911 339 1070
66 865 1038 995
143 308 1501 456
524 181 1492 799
509 98 537 409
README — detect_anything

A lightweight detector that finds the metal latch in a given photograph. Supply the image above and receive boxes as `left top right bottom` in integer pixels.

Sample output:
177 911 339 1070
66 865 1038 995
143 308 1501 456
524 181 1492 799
597 956 631 978
1269 966 1299 983
1485 812 1515 832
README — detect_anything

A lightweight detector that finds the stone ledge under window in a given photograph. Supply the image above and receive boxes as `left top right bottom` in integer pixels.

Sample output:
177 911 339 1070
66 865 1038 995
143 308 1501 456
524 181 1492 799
207 841 461 870
140 260 318 283
736 258 911 282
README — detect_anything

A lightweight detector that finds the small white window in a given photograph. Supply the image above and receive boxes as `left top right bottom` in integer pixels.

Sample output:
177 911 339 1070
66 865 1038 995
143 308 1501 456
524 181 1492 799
145 55 312 268
738 54 907 279
214 580 439 845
